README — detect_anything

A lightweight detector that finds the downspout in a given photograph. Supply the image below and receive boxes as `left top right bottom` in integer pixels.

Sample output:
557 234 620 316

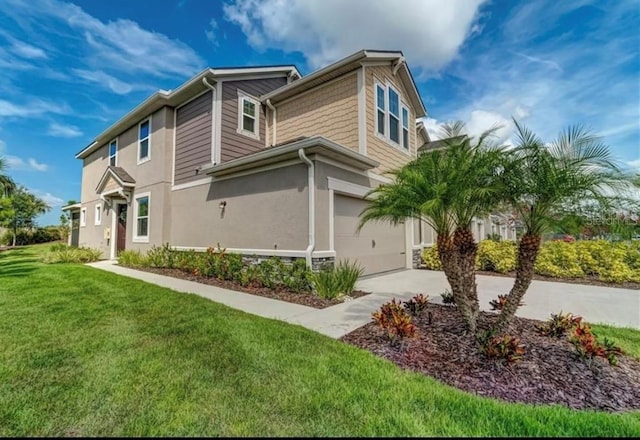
298 148 315 269
202 77 217 164
266 99 276 146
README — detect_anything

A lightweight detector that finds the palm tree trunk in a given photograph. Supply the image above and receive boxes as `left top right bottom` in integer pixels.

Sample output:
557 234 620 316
437 233 477 333
495 233 541 330
453 227 479 333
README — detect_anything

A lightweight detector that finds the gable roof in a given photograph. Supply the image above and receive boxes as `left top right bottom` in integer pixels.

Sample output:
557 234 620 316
95 166 136 193
261 49 427 118
75 65 299 159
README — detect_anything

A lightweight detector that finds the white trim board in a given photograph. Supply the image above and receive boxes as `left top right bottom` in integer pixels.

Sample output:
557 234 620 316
327 176 371 198
171 177 213 192
171 246 336 259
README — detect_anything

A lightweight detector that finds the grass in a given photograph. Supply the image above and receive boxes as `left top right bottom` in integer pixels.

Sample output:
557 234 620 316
1 246 639 436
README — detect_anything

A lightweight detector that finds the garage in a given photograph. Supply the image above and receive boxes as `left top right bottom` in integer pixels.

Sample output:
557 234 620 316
333 194 406 276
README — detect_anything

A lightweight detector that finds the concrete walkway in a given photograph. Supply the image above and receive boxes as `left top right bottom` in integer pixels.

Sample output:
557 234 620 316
87 262 640 339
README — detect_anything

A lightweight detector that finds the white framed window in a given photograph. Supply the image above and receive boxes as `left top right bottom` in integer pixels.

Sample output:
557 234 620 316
109 139 117 166
375 83 385 136
138 118 150 164
401 105 409 150
237 90 259 139
133 192 150 242
80 207 87 227
373 80 411 154
94 204 102 226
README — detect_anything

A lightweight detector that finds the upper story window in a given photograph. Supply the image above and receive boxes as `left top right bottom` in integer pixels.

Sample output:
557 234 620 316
374 80 411 153
109 139 117 166
138 119 150 163
237 90 260 139
401 106 409 150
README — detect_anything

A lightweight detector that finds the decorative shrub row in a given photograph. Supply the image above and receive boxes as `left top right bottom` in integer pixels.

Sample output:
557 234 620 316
422 239 640 283
1 226 66 246
119 243 364 298
41 244 102 264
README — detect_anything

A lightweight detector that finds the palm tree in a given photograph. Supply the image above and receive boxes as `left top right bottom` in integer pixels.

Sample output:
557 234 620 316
495 120 637 329
0 157 16 198
359 122 505 332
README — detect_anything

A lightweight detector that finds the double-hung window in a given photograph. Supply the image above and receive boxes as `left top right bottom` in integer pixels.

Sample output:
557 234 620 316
109 139 117 166
138 119 150 163
94 204 102 226
388 87 400 144
237 91 259 139
376 84 385 136
134 194 150 242
401 106 409 150
374 81 411 151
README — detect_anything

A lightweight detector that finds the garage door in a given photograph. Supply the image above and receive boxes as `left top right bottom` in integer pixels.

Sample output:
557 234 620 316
334 194 406 276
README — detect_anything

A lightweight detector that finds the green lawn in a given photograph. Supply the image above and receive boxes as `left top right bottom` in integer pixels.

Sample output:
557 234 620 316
1 245 639 437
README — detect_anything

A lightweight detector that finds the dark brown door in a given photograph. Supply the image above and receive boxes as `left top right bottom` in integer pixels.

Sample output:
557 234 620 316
117 204 127 255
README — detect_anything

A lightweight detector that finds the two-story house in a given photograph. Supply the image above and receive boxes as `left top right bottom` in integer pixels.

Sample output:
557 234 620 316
66 49 439 275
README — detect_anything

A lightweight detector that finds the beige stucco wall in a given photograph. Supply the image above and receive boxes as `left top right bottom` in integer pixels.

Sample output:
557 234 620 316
170 164 309 251
273 72 359 151
365 65 418 175
78 106 173 258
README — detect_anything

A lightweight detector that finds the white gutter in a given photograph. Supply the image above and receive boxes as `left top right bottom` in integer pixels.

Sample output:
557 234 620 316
298 148 315 268
266 99 276 146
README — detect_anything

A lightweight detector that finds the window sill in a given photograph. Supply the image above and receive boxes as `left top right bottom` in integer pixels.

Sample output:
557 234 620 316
132 236 149 243
236 128 260 141
374 132 412 156
137 157 151 165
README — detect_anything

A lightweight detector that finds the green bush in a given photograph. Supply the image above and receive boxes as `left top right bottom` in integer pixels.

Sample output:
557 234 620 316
49 243 68 252
147 243 175 268
118 250 149 267
1 227 64 246
41 247 102 264
310 260 363 299
421 246 442 270
477 240 517 273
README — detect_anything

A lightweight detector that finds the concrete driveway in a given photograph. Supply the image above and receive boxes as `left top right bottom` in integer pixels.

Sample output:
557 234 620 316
290 269 640 338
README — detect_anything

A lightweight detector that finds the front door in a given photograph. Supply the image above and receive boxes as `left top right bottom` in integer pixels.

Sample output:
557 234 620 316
117 203 127 255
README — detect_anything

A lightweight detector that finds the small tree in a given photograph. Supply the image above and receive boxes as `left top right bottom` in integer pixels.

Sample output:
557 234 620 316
1 186 50 246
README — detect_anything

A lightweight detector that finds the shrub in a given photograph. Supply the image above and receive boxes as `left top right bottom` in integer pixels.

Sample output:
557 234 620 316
479 332 525 365
147 243 175 268
49 243 68 252
534 241 584 278
118 250 148 267
1 227 63 246
41 247 102 264
173 249 199 273
476 240 517 273
403 294 429 316
489 294 524 311
570 322 623 366
310 260 363 299
440 289 455 306
372 299 417 344
256 256 287 288
537 311 582 337
282 259 312 293
421 246 442 270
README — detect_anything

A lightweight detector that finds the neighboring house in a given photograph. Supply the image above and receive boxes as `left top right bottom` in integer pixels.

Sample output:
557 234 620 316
69 49 437 275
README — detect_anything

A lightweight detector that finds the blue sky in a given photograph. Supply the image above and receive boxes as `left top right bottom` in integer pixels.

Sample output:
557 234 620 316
0 0 638 226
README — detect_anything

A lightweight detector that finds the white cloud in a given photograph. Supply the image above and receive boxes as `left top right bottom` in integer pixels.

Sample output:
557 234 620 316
205 19 218 46
11 40 48 59
420 110 515 145
71 69 137 95
223 0 487 73
4 155 48 172
32 190 64 207
628 159 640 170
4 0 204 79
0 99 70 118
47 122 83 138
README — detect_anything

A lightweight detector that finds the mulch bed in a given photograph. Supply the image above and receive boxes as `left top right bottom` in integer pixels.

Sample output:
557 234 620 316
126 266 369 309
419 267 640 290
341 303 640 412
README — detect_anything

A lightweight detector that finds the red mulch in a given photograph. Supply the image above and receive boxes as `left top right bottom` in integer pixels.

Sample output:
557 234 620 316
341 303 640 412
419 268 640 290
127 266 369 309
